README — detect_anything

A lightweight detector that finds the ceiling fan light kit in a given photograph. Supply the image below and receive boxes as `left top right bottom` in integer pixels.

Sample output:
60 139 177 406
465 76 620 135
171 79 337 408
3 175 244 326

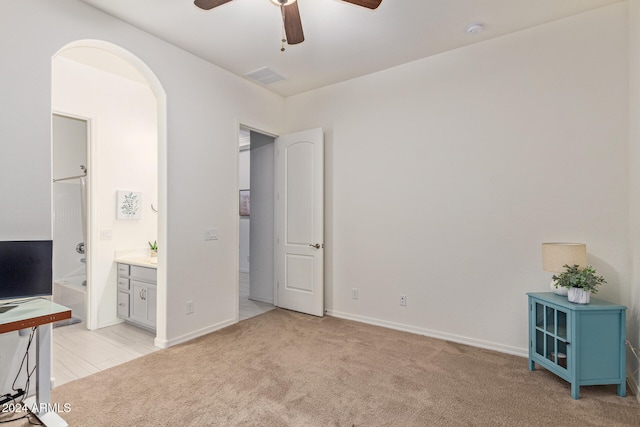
195 0 382 48
270 0 297 5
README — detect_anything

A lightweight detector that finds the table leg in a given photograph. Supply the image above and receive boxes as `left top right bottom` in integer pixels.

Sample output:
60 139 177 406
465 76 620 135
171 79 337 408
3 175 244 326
24 324 68 427
617 382 627 397
571 382 580 399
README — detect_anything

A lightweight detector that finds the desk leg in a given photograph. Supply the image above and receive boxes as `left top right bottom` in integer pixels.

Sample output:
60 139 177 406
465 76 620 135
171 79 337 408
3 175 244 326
36 323 52 405
24 324 68 427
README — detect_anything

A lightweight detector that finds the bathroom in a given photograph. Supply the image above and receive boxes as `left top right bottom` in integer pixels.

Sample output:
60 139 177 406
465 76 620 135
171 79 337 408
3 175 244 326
52 45 159 331
52 114 89 323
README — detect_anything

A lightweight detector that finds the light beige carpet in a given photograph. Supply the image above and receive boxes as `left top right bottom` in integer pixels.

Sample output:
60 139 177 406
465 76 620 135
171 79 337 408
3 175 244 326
8 308 640 426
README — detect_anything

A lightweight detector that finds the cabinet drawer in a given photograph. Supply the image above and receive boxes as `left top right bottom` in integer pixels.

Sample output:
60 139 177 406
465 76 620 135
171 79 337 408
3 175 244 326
130 265 157 283
117 291 130 318
117 263 130 277
118 278 130 290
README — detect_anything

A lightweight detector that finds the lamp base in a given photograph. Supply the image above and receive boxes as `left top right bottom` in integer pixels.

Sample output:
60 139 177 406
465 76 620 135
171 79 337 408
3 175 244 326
550 279 568 296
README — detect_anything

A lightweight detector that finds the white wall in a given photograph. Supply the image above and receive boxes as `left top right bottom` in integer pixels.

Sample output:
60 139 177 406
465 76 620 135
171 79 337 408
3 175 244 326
249 131 275 304
628 0 640 399
52 114 87 182
53 55 158 329
285 4 630 355
0 0 284 389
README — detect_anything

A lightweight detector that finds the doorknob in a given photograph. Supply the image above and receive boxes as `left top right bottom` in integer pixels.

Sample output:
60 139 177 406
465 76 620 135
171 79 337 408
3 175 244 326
309 243 322 249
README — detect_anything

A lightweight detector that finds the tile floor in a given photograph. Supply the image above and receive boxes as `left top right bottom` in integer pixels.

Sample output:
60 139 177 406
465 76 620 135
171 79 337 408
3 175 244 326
53 271 274 386
239 271 275 321
52 320 158 387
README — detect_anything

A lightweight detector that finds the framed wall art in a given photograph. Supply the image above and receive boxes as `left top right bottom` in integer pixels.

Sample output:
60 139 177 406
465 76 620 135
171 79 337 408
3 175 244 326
117 190 142 219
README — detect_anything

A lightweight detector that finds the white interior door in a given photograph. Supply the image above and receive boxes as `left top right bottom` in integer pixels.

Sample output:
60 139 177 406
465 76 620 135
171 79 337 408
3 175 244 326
276 128 324 316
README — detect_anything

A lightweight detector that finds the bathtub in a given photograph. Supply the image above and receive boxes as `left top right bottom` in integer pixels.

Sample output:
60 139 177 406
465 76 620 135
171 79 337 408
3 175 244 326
53 274 86 322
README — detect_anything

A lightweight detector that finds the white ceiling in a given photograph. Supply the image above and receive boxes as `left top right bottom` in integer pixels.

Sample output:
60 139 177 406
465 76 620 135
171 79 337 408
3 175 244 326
79 0 623 97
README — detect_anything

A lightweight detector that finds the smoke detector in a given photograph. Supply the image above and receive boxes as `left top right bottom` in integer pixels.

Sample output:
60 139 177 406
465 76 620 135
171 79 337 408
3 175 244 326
465 23 484 35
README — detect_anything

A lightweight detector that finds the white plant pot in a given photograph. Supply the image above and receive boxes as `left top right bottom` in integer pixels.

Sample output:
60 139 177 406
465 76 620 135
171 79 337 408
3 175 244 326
568 287 590 304
550 279 568 296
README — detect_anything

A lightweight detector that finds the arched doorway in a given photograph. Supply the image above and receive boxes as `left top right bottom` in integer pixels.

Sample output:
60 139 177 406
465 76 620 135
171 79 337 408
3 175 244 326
51 40 167 345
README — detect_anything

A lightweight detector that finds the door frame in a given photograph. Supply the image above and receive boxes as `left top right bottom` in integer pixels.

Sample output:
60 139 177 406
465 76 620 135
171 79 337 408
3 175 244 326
51 110 95 329
236 124 280 318
235 124 325 318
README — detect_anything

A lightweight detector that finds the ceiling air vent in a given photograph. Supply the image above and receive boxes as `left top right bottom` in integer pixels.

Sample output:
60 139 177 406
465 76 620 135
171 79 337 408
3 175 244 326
245 67 286 86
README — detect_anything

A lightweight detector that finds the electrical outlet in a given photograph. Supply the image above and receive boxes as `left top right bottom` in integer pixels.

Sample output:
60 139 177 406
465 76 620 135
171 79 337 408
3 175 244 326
352 288 359 299
186 300 194 315
399 294 407 306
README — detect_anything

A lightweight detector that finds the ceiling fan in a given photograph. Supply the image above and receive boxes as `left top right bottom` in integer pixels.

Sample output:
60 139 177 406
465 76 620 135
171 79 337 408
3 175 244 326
194 0 382 46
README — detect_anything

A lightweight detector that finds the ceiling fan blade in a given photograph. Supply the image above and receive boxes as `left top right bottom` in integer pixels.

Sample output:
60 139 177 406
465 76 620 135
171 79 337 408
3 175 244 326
283 2 304 45
341 0 382 9
193 0 234 11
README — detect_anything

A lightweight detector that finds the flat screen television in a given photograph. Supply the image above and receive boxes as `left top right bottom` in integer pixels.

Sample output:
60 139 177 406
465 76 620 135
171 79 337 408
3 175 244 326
0 240 53 304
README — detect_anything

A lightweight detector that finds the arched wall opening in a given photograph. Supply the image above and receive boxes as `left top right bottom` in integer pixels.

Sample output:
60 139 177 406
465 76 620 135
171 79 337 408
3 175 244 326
51 39 167 344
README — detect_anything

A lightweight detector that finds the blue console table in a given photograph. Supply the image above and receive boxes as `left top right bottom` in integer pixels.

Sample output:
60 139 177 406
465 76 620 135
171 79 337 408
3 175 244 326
527 292 626 399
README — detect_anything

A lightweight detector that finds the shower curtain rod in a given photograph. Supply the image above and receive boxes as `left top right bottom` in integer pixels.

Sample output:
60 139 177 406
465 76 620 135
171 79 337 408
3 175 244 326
53 165 87 182
53 173 86 182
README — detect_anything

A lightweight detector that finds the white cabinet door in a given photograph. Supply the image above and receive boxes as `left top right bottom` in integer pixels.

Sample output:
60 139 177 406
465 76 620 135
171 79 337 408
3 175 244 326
147 286 157 324
117 291 129 318
131 280 150 327
130 280 157 328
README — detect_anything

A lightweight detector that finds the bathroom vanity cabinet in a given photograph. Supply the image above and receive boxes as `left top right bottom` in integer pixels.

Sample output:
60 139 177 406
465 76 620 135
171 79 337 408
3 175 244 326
117 262 157 331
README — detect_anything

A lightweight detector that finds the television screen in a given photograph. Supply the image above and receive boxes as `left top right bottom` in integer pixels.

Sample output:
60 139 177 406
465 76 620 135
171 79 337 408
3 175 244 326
0 240 53 301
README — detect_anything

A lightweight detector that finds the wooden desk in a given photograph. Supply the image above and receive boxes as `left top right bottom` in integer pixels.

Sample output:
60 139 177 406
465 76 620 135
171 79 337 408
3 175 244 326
0 299 71 427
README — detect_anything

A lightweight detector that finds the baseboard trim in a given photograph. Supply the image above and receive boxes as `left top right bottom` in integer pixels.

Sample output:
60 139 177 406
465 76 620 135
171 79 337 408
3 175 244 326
97 318 124 330
154 318 236 348
326 309 528 358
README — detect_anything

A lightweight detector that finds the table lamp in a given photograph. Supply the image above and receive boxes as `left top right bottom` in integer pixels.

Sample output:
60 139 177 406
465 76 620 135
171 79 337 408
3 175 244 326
541 242 587 296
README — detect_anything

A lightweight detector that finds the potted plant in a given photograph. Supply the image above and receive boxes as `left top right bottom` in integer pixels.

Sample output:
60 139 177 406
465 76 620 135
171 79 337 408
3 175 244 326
552 264 606 304
149 240 158 257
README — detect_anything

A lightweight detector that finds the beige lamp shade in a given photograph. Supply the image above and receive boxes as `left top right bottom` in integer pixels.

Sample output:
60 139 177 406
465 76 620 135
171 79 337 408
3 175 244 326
541 242 587 273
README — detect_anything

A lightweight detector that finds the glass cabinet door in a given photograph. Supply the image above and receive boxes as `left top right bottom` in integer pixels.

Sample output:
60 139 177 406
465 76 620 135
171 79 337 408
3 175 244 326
534 302 568 370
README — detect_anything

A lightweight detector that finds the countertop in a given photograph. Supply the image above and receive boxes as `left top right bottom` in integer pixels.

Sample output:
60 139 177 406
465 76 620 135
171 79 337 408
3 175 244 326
115 256 158 269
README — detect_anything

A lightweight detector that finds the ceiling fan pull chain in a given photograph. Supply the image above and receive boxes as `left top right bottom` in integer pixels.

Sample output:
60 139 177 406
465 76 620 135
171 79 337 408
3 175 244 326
280 5 287 51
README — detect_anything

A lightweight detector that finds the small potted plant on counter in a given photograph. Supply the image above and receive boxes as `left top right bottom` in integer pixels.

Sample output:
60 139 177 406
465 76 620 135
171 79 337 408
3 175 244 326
552 264 606 304
149 240 158 257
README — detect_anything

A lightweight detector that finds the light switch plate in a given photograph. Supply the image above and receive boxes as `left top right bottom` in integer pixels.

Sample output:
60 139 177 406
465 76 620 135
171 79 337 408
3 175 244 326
204 228 218 241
